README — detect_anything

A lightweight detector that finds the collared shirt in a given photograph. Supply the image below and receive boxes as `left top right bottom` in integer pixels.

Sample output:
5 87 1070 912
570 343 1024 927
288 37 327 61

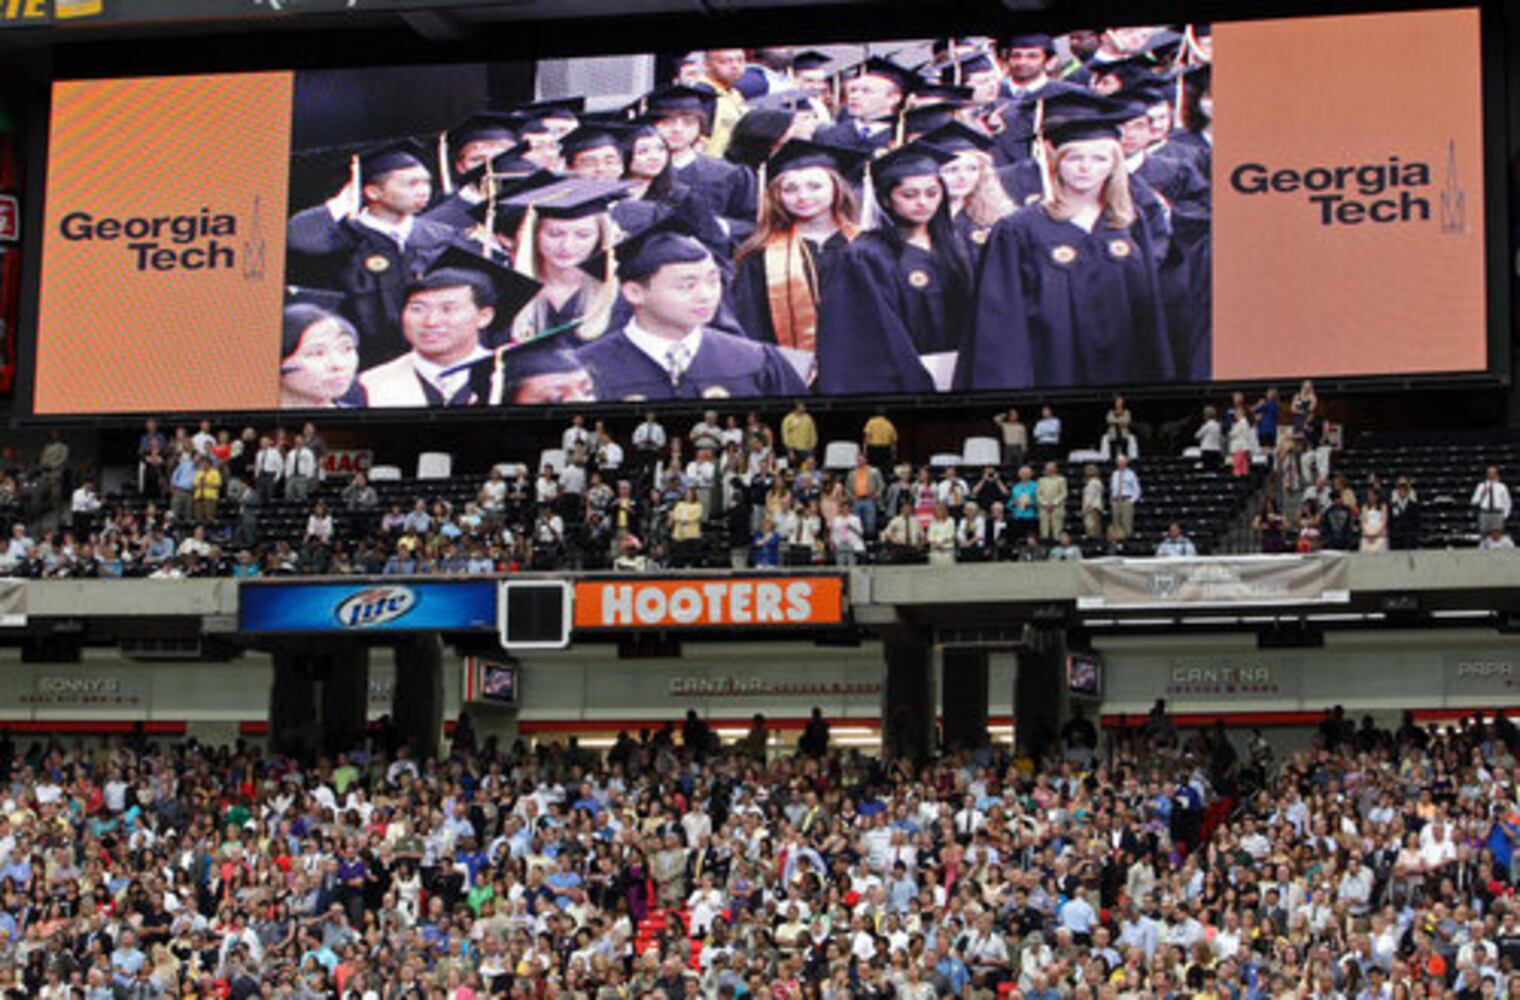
414 348 489 404
1034 416 1062 444
1110 468 1141 502
1156 535 1197 558
354 209 415 248
632 421 667 450
624 320 703 380
285 447 317 480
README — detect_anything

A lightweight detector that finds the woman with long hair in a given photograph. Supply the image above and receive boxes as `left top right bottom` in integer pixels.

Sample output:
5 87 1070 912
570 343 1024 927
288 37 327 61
732 139 862 379
816 142 973 394
503 180 624 346
922 121 1014 264
960 111 1173 389
280 298 360 409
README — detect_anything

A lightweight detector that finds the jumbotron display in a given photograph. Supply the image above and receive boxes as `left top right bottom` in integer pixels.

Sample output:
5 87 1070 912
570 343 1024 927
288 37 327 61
30 9 1487 414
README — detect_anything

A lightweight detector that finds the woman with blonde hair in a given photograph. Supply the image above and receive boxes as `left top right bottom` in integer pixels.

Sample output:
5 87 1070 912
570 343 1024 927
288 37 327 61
922 121 1014 263
733 138 863 382
503 180 624 346
960 110 1173 390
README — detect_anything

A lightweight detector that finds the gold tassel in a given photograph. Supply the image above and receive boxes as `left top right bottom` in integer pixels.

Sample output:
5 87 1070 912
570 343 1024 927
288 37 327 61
861 166 878 230
1174 75 1185 134
438 132 453 196
1029 97 1044 161
515 204 539 279
347 153 362 218
1035 139 1052 203
578 223 619 343
755 161 767 223
894 113 905 149
488 346 506 405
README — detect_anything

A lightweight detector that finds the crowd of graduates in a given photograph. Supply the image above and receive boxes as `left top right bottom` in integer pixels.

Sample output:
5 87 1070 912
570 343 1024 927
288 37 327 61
0 698 1513 998
280 28 1213 411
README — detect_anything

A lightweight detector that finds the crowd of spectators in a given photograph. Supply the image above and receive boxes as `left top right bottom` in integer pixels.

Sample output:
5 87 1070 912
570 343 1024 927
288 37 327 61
0 387 1512 577
0 701 1511 999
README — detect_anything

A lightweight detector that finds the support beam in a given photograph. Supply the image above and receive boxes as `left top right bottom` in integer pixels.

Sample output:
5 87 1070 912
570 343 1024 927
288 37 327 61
1015 627 1068 761
941 647 989 751
882 635 933 765
269 649 318 762
393 633 445 759
320 646 370 756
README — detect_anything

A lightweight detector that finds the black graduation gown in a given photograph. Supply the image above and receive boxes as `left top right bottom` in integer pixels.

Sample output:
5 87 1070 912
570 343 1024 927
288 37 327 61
815 231 968 396
286 208 462 369
812 121 896 157
672 155 753 242
574 326 808 401
1166 130 1212 181
991 80 1081 165
1132 152 1212 384
730 232 851 345
1132 152 1210 214
952 211 995 270
958 204 1173 391
996 162 1175 263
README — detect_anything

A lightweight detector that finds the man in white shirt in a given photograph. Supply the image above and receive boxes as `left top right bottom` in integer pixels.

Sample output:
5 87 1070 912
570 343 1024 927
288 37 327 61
1033 405 1062 464
1109 455 1141 539
254 436 284 502
689 410 723 453
632 410 667 469
1472 466 1512 536
830 509 865 566
561 415 592 455
594 428 623 472
1155 521 1198 558
283 434 317 501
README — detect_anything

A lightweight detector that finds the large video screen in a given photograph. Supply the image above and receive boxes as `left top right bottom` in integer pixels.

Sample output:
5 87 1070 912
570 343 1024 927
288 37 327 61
31 9 1487 414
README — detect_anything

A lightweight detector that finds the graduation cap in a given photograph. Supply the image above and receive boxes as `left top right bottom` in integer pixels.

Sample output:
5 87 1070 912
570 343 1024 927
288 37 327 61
282 288 354 361
1042 112 1131 147
358 139 429 185
919 121 994 155
643 84 718 122
456 141 539 189
747 90 816 114
409 245 542 319
466 169 564 235
559 123 637 164
998 32 1054 53
869 141 956 193
500 176 631 220
791 50 831 71
910 82 976 106
938 50 997 85
1139 28 1185 60
765 137 869 180
901 103 963 139
446 112 520 153
1088 54 1164 90
1182 63 1211 91
1115 79 1174 118
852 57 920 96
496 335 590 386
514 97 584 121
587 210 712 282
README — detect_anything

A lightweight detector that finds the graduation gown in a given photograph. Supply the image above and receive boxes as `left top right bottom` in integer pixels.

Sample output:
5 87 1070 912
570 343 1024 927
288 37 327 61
420 191 485 233
1132 152 1211 384
730 232 851 345
812 120 897 157
672 155 753 243
574 326 807 401
952 211 995 270
286 208 462 369
958 204 1173 391
1165 130 1212 180
997 162 1175 263
815 231 968 395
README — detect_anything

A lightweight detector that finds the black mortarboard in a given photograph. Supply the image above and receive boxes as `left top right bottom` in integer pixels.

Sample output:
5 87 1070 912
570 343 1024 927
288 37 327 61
358 140 428 185
410 245 542 320
747 90 816 114
456 142 539 189
1115 80 1171 119
765 138 869 180
791 50 831 71
446 112 520 153
1182 63 1211 91
1139 28 1184 58
644 85 717 122
1089 55 1163 90
938 51 997 84
496 335 589 382
999 32 1054 53
855 57 920 96
560 124 636 164
919 121 994 155
869 141 956 193
902 104 962 138
282 288 354 360
910 82 976 106
515 97 584 120
1036 89 1130 124
466 169 563 234
501 177 631 220
1042 113 1130 147
591 211 712 283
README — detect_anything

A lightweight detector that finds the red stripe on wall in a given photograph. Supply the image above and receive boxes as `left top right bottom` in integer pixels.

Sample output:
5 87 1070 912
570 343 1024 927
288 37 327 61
1101 707 1513 729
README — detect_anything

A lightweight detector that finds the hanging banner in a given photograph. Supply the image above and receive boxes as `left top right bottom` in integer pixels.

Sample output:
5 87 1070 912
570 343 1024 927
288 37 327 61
574 576 847 630
0 580 25 627
1077 555 1349 610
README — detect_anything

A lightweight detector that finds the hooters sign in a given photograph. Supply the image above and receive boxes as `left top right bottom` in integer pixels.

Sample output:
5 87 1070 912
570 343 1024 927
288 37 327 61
574 576 846 630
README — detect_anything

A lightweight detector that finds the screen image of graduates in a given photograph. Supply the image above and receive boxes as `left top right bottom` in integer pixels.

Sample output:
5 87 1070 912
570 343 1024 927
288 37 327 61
278 30 1213 407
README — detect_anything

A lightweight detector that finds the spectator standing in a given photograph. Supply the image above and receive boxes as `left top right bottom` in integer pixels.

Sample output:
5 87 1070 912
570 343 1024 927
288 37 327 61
1104 394 1134 458
70 480 102 533
881 500 925 562
1080 463 1105 537
1360 489 1389 552
1227 401 1256 475
306 501 335 544
561 414 592 456
253 436 283 502
1253 497 1286 554
1008 465 1038 531
191 419 216 458
1109 456 1141 540
689 410 723 454
752 516 782 567
1321 492 1357 550
955 501 986 560
283 434 317 501
631 410 667 472
1195 406 1223 469
138 437 168 499
1389 477 1421 550
1036 462 1067 540
168 449 196 523
926 503 956 566
190 456 222 524
993 408 1027 469
829 506 865 566
669 488 705 566
37 431 69 511
1156 521 1197 557
781 401 818 464
971 464 1009 513
594 426 623 473
1471 466 1511 536
1252 387 1281 451
861 409 898 472
1032 405 1061 465
847 453 883 538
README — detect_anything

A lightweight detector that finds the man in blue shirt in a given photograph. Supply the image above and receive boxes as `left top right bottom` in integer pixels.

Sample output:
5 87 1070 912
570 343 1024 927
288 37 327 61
1058 886 1098 945
546 854 584 909
932 936 970 997
110 928 147 988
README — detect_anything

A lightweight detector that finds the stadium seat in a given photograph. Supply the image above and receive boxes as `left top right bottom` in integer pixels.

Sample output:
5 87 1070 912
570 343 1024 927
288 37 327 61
494 462 528 480
1181 446 1202 459
929 452 962 468
417 452 453 480
823 441 859 470
368 465 403 482
1097 435 1139 461
538 449 567 475
962 437 1000 467
1068 449 1105 465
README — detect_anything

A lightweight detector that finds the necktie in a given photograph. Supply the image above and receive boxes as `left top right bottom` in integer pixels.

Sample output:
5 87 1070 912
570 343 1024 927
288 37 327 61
666 344 690 386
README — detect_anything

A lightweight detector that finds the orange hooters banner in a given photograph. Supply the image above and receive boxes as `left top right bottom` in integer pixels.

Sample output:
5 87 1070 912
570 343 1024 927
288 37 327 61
1212 9 1486 379
34 72 293 414
574 576 847 630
